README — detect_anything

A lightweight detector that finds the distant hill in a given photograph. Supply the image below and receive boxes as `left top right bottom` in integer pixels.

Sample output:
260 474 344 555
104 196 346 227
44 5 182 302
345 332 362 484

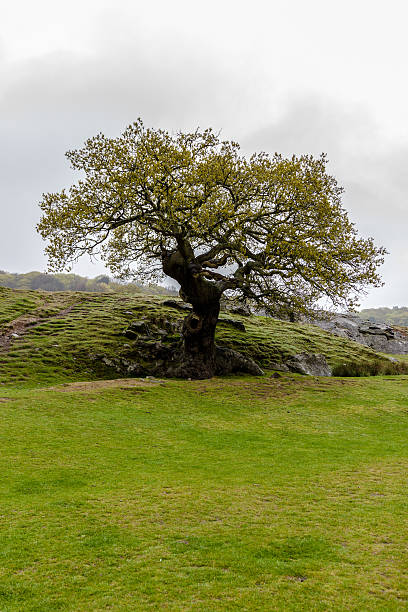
0 270 175 296
358 306 408 327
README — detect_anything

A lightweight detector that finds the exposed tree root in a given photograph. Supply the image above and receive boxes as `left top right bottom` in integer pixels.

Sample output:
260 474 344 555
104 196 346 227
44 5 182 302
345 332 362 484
165 345 264 379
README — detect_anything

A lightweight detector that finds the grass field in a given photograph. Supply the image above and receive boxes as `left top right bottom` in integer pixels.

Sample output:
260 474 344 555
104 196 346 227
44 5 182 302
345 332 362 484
1 373 408 611
1 287 408 609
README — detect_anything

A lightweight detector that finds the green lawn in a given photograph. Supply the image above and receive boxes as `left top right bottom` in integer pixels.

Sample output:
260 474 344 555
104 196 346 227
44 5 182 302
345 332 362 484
0 373 407 610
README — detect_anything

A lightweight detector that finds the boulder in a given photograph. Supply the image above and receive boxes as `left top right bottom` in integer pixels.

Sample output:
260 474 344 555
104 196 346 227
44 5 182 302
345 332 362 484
218 318 246 332
286 353 332 376
215 346 264 376
269 361 290 372
123 320 151 338
230 305 252 317
163 300 192 312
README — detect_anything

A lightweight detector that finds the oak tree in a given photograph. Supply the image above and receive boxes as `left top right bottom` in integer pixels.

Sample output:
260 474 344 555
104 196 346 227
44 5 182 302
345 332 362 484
37 120 386 378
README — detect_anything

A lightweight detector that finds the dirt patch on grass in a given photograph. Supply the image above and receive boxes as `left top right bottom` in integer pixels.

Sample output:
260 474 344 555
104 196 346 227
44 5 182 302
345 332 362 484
45 378 165 393
0 302 79 352
0 315 39 350
0 397 15 402
190 375 356 400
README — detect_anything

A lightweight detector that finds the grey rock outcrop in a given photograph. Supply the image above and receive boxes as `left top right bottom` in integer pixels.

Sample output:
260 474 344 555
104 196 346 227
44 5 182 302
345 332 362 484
230 305 252 317
218 318 246 332
163 300 192 312
286 353 332 376
215 346 264 376
268 361 290 373
309 314 408 354
124 320 151 338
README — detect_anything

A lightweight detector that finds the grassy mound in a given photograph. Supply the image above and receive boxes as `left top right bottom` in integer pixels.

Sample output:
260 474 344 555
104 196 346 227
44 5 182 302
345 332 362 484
0 286 406 387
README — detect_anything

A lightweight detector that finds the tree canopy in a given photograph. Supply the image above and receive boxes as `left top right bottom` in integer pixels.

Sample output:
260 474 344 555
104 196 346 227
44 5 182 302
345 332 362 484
37 120 386 377
38 119 385 317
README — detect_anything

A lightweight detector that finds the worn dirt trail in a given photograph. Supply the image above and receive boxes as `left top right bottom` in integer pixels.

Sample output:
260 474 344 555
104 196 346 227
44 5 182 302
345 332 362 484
0 302 79 353
44 378 165 393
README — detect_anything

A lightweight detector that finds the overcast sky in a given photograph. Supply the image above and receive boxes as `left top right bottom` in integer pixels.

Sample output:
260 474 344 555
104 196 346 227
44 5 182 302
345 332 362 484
1 0 408 307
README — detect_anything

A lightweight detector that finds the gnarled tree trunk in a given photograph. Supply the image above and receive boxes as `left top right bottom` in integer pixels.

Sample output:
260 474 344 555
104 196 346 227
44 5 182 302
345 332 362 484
163 246 222 378
162 245 263 379
178 299 220 378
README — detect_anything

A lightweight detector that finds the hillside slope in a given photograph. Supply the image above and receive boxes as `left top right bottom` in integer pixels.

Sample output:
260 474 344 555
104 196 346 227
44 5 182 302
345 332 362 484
359 306 408 326
0 287 405 386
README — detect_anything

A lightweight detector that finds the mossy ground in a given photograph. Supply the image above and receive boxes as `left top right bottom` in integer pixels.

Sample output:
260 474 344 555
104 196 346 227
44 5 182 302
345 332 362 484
0 287 405 387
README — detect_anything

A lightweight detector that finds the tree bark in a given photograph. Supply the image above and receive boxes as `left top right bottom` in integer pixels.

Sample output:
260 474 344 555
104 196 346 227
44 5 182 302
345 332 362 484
162 246 221 378
162 245 263 379
176 300 220 379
